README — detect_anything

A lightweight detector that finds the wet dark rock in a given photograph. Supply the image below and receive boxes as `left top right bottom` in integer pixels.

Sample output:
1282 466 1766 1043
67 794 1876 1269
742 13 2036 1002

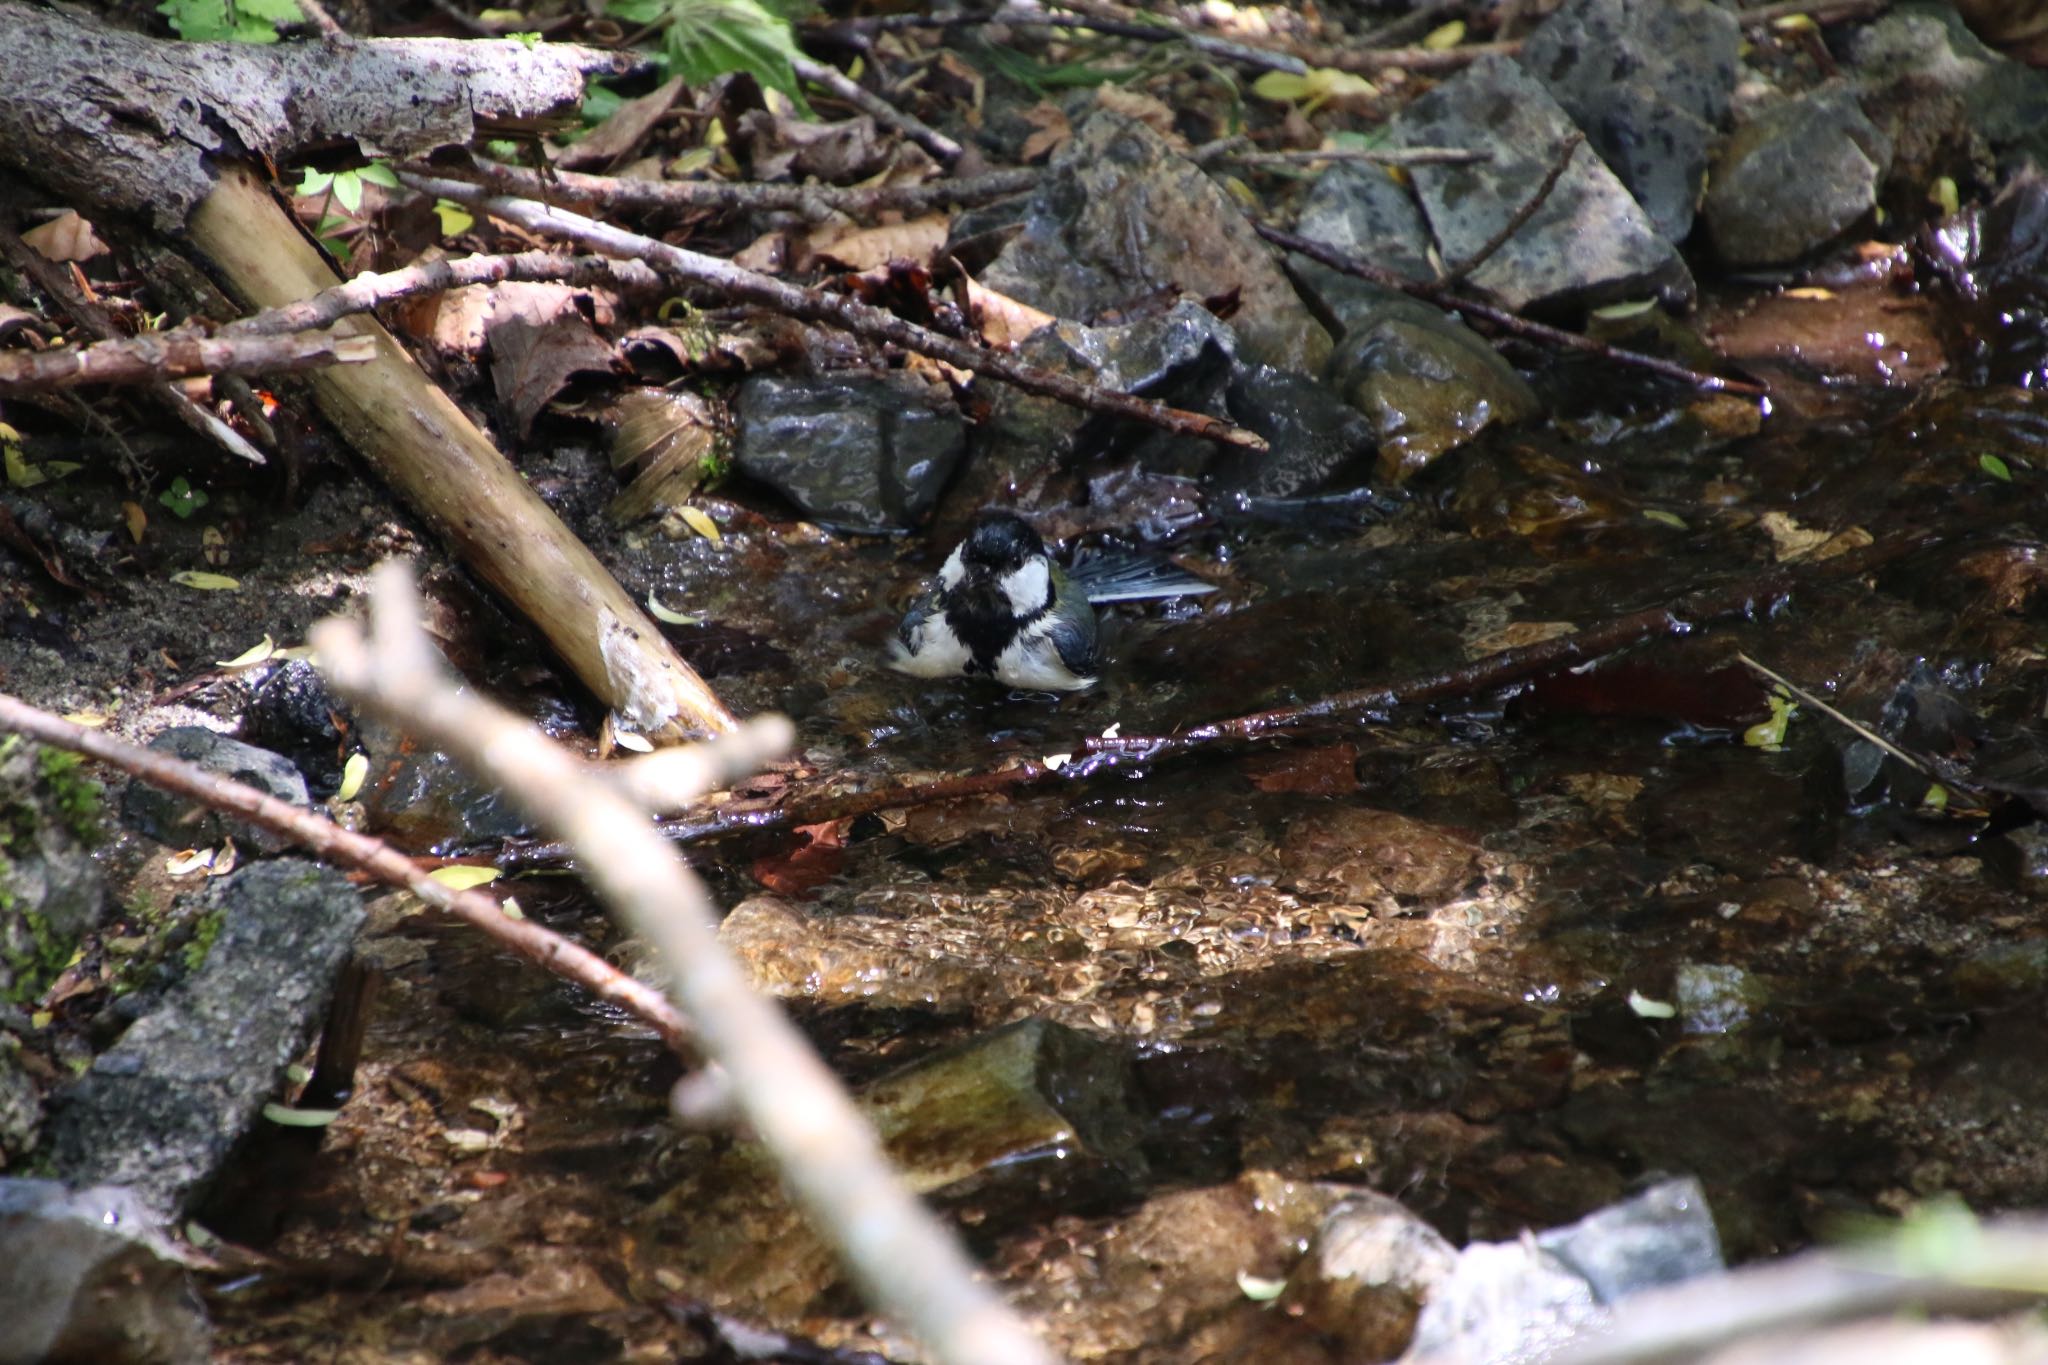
980 111 1333 373
239 659 351 798
352 716 533 852
0 1179 209 1365
0 738 106 1005
120 727 308 854
1390 54 1695 312
637 1012 1148 1316
1277 1193 1456 1359
1518 0 1740 242
1207 364 1380 498
1406 1176 1723 1361
1848 2 2048 191
1702 86 1892 267
1292 160 1436 285
45 859 364 1217
1983 824 2048 896
1322 287 1542 482
731 372 965 532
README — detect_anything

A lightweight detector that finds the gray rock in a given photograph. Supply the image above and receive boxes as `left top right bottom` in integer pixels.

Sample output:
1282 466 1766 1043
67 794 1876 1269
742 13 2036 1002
0 737 106 1005
1703 85 1892 266
0 1179 209 1365
1849 1 2048 190
120 726 308 854
1281 1193 1457 1360
1518 0 1741 241
1404 1176 1723 1363
1294 160 1436 284
981 111 1333 373
732 372 965 532
0 1035 40 1169
1392 54 1695 311
1209 364 1380 498
1323 287 1541 482
45 859 364 1217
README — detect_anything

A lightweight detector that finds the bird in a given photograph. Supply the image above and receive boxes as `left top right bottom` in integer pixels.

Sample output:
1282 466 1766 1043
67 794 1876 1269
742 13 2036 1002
886 510 1213 692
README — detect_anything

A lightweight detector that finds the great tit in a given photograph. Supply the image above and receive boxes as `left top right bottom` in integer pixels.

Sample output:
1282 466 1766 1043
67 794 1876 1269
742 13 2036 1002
887 510 1213 692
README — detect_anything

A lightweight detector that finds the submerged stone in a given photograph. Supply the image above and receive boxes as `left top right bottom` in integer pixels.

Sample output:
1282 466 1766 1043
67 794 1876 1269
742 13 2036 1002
732 371 965 532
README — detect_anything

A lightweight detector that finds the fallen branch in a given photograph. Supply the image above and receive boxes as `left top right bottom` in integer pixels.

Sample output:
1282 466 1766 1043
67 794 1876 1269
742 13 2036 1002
1259 221 1767 396
416 157 1040 224
311 561 1056 1365
792 52 963 166
0 325 376 393
406 170 1267 451
816 4 1310 76
1193 136 1492 169
0 689 735 1055
222 250 664 337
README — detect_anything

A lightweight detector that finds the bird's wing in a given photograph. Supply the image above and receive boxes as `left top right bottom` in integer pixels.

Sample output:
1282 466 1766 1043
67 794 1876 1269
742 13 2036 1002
1066 552 1217 604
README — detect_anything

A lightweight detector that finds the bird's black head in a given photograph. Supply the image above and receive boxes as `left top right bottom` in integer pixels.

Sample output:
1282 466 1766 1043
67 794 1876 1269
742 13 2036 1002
960 510 1047 575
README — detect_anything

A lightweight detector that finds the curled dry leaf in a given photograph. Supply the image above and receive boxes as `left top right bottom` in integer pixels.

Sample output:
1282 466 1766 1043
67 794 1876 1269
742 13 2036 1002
1094 85 1185 148
1019 101 1071 163
961 276 1056 348
806 214 950 272
21 209 109 263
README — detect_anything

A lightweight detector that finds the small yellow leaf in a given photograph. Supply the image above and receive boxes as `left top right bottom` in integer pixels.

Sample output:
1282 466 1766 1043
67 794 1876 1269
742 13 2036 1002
336 751 369 802
1590 298 1658 320
1236 1271 1287 1301
262 1102 342 1128
501 897 527 920
215 634 276 668
122 501 148 543
170 571 240 591
1782 286 1835 301
62 711 108 728
1422 19 1466 49
1744 690 1796 752
645 589 701 626
1250 71 1312 102
433 200 475 237
429 864 502 890
668 147 716 177
678 504 723 546
1772 13 1818 32
166 848 215 875
5 444 44 488
1929 175 1959 218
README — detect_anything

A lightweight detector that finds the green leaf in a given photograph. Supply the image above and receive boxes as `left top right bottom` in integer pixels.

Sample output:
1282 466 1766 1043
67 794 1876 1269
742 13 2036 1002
159 0 298 42
331 169 364 212
356 161 401 189
158 476 209 519
1980 453 2013 482
583 83 626 125
604 0 667 21
509 29 542 46
658 0 811 113
433 199 475 236
296 167 335 197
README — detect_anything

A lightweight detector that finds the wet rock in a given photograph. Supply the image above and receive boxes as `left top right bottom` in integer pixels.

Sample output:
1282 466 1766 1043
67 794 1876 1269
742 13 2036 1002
1848 2 2048 191
0 1179 209 1365
0 738 106 1004
1405 1176 1723 1362
638 1015 1148 1316
120 727 308 854
351 716 533 852
981 111 1333 373
1390 54 1695 311
0 1034 40 1168
731 371 964 532
1675 962 1764 1035
1518 0 1741 242
1703 86 1892 267
1983 824 2048 896
1278 1193 1457 1359
1281 805 1483 906
1323 287 1541 482
1209 364 1380 497
239 659 351 799
1292 160 1436 285
45 859 364 1217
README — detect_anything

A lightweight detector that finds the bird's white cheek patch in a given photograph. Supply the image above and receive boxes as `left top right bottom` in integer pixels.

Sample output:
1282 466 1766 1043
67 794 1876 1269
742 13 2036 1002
938 545 967 590
1001 559 1052 618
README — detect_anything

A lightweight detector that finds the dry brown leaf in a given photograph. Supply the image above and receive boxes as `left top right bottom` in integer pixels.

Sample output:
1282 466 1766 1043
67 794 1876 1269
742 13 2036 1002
1095 86 1185 147
1019 101 1072 163
962 275 1057 348
22 210 108 263
555 76 683 171
807 215 949 272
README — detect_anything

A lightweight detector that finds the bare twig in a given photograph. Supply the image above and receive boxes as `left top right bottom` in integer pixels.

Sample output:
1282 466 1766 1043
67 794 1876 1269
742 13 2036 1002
791 52 963 166
0 326 375 393
0 210 269 464
1735 652 1983 800
311 562 1057 1365
1316 39 1518 73
1259 221 1767 396
1194 136 1491 169
1437 132 1582 286
405 170 1267 450
817 4 1309 76
413 157 1039 224
1737 0 1891 25
221 250 663 337
0 689 708 1054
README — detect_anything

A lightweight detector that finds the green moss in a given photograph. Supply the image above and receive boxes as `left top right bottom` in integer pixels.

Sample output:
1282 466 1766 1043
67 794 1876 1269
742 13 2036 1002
34 748 103 847
2 907 73 1005
181 907 225 973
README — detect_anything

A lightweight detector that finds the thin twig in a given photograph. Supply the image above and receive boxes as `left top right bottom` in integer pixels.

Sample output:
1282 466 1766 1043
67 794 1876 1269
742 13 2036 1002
1736 652 1979 798
1259 221 1766 396
405 170 1266 450
0 690 706 1054
222 251 664 337
413 157 1039 224
1437 131 1581 286
1194 136 1492 169
816 5 1309 76
0 326 376 393
311 562 1057 1365
1736 0 1891 24
791 52 963 166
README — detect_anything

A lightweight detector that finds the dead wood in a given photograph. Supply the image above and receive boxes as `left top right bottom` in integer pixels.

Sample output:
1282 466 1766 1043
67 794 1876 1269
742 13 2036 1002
0 3 735 740
0 325 376 393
